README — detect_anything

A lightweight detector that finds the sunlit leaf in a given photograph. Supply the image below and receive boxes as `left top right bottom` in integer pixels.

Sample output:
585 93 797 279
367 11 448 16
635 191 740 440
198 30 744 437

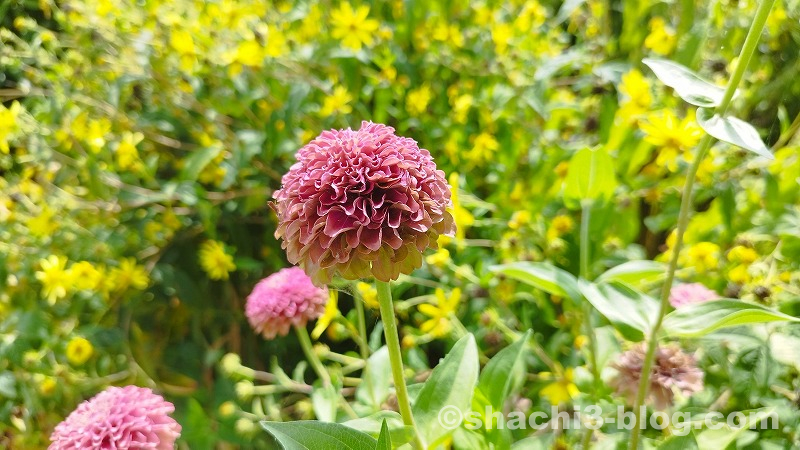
261 421 377 450
643 58 726 107
578 280 659 341
563 147 617 208
490 262 580 301
696 107 773 159
596 260 666 285
663 299 799 337
477 330 531 411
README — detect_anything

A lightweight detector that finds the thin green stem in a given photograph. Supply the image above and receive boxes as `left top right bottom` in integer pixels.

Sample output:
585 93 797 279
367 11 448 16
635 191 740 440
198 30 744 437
353 287 371 360
294 325 332 388
580 202 598 450
628 2 775 448
376 280 421 447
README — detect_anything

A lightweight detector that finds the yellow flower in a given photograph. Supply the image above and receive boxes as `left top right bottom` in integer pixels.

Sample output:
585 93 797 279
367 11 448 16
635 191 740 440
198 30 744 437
448 173 474 243
330 2 380 51
469 132 499 165
170 29 195 55
451 94 473 124
491 23 513 55
66 336 94 365
685 242 720 273
70 261 100 290
641 110 704 171
312 291 340 339
116 131 144 171
418 288 461 338
425 248 451 269
617 70 652 123
540 367 579 405
0 101 21 154
548 215 575 240
38 376 57 396
198 240 236 280
28 206 59 238
35 255 73 304
356 282 379 309
235 40 265 67
728 264 751 284
265 28 289 57
432 21 463 48
406 84 432 116
727 245 758 265
644 17 676 56
319 86 354 117
111 258 150 291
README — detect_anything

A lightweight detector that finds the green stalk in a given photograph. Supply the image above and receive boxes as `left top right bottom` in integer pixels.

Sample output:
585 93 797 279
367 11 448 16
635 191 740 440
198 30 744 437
353 289 371 360
376 280 421 447
294 325 331 387
627 2 775 448
580 202 599 449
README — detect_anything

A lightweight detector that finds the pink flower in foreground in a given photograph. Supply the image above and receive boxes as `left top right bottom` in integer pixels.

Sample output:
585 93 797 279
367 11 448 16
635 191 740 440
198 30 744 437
273 121 455 284
245 267 328 339
49 385 181 450
610 343 704 409
669 282 719 308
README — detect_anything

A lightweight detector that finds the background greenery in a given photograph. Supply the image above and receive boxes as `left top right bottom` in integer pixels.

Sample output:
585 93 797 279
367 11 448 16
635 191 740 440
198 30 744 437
1 0 800 448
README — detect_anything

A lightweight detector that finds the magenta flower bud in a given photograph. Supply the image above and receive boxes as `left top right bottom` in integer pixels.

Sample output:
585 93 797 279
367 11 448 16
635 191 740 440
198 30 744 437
245 267 329 339
669 282 719 308
49 386 181 450
273 121 455 284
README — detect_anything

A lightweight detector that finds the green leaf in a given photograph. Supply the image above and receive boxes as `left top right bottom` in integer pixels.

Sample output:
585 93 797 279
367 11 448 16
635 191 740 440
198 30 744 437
311 383 338 422
642 58 726 107
563 147 617 207
355 347 391 410
658 433 698 450
596 260 666 285
477 330 532 411
694 408 776 450
180 145 223 181
376 420 392 450
578 280 658 341
663 299 800 338
696 108 773 159
489 262 580 301
412 334 480 447
261 421 377 450
343 411 413 446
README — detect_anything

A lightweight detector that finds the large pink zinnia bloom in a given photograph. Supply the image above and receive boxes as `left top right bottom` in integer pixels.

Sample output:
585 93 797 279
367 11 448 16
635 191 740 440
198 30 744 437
669 282 719 308
49 385 181 450
273 121 455 284
245 267 329 339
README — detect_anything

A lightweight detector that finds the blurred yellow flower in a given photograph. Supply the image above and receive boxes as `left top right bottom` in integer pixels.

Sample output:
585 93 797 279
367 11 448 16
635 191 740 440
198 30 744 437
111 258 150 291
116 131 144 170
685 242 720 273
432 20 463 48
66 336 94 365
0 101 21 154
312 291 340 339
320 86 354 117
469 132 499 164
198 240 236 280
548 215 575 240
35 255 72 304
170 29 195 55
508 210 531 230
356 281 379 309
38 376 57 396
29 206 59 238
491 23 513 55
641 110 703 171
540 367 579 405
644 17 676 56
419 288 461 338
448 172 474 242
330 3 380 51
406 84 432 115
70 261 101 290
728 264 751 284
425 248 451 268
235 40 265 66
727 245 758 265
617 70 652 123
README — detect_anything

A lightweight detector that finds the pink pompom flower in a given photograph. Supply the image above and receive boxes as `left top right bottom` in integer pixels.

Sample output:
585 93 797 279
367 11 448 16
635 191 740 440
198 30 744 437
49 385 181 450
245 267 329 339
273 121 455 284
669 282 719 308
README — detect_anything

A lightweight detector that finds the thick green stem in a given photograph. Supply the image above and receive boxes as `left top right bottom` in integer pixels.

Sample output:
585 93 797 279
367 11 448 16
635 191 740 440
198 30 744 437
295 324 332 387
628 2 775 448
376 280 420 446
353 290 371 360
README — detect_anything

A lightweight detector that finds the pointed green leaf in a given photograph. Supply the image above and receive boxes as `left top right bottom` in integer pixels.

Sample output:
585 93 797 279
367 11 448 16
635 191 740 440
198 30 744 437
643 58 726 107
355 346 391 409
695 408 776 450
578 280 659 341
311 383 338 422
261 421 377 450
477 330 531 411
563 147 617 207
490 262 580 301
343 411 413 445
596 260 666 285
696 108 773 159
663 299 800 338
412 334 480 447
376 420 392 450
